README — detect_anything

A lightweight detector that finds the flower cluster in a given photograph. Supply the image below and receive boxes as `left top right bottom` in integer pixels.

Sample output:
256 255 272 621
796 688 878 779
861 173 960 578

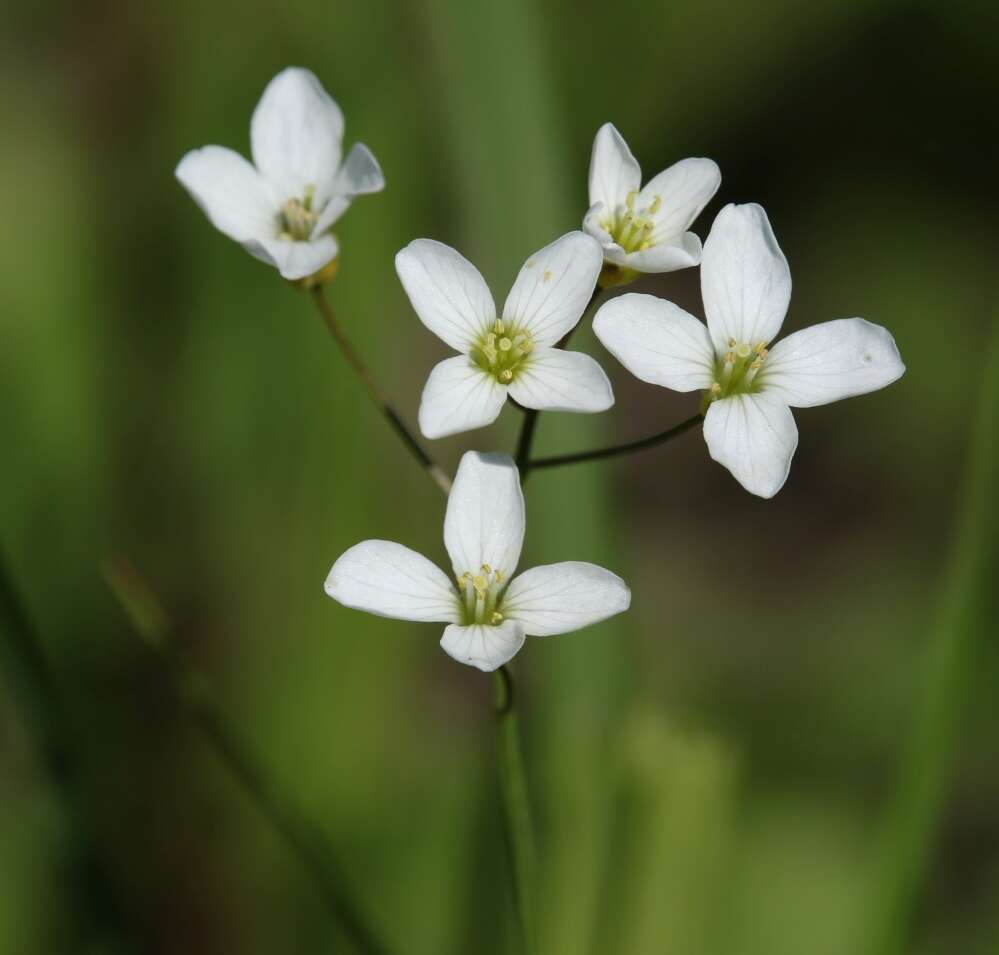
177 68 905 671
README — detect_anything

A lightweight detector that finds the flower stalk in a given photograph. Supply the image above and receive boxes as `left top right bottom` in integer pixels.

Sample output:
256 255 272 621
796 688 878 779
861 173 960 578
311 286 452 495
514 285 605 482
529 413 702 472
493 665 538 955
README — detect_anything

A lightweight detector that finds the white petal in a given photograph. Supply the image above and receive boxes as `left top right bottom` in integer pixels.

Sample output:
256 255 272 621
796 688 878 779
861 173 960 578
502 232 602 347
310 142 385 237
507 348 614 412
395 239 496 352
245 233 339 281
324 540 460 623
760 318 905 408
175 146 278 244
638 158 721 241
444 452 524 579
701 203 791 352
593 293 715 392
588 123 641 210
250 67 344 203
333 141 384 196
502 562 631 637
703 393 798 498
582 203 613 246
440 621 525 672
617 232 703 273
418 356 507 439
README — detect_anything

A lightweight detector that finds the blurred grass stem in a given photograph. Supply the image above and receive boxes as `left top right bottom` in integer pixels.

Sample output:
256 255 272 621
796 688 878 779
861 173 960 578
311 286 451 495
0 554 128 945
104 558 392 955
866 311 999 955
494 665 538 955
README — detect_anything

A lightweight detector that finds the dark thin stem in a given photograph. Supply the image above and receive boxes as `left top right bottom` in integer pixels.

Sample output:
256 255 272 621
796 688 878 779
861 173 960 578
515 409 540 478
514 285 604 483
104 559 392 955
529 413 702 471
0 554 128 946
311 286 451 496
493 665 537 955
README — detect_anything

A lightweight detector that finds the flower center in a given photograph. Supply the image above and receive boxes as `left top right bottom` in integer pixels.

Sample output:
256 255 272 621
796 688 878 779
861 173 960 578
456 565 507 626
603 190 662 254
279 192 319 241
703 339 770 407
470 319 535 384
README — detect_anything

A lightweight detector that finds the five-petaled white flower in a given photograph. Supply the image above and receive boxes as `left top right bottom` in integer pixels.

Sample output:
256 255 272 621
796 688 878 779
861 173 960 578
324 451 631 672
593 203 905 498
583 123 720 279
396 232 614 439
176 67 384 281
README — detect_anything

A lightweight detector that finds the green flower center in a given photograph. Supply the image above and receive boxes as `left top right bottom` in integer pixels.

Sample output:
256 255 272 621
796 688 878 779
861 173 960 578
456 564 507 626
470 319 535 384
701 339 770 410
604 189 663 254
279 189 319 241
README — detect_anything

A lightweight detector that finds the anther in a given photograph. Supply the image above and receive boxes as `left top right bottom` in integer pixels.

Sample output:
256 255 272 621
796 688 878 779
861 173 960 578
728 338 737 348
626 190 638 211
648 195 662 214
500 369 513 382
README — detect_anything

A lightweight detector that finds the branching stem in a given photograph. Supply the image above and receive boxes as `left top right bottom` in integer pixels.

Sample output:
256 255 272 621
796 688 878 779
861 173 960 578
311 286 451 496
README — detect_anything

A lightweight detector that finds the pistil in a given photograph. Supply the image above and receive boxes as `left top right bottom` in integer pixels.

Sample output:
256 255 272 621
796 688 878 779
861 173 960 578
704 339 771 406
456 565 507 625
471 320 535 384
605 190 664 254
279 193 319 241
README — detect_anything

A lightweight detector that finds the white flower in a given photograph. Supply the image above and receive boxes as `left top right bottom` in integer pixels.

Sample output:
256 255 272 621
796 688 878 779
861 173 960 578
395 232 615 439
583 123 720 277
176 67 384 281
593 203 905 498
324 451 630 672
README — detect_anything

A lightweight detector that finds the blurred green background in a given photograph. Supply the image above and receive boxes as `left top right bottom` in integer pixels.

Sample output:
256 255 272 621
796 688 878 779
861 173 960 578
1 1 997 953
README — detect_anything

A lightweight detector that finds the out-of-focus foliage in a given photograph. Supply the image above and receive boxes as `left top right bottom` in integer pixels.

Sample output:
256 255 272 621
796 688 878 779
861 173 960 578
1 1 997 953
